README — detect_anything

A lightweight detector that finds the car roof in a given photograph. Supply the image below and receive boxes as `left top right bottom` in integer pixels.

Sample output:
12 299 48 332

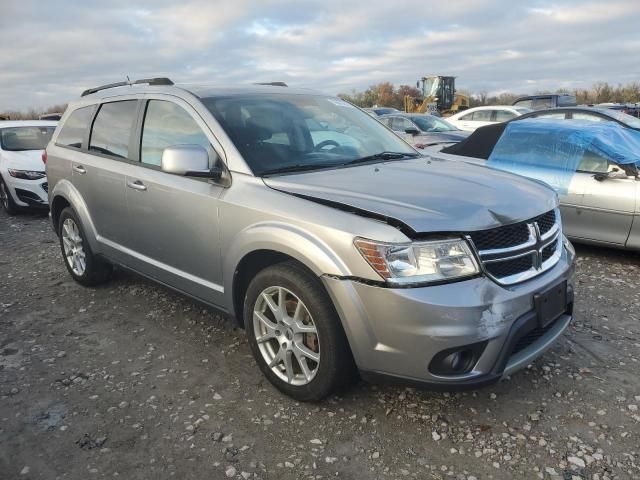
463 105 516 111
80 83 322 101
0 120 58 128
520 106 616 116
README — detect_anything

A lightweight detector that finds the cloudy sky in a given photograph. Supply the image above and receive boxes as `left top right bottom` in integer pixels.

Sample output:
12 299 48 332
1 0 639 111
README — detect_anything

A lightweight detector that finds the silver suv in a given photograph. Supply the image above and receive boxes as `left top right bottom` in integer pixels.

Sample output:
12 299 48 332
46 78 575 401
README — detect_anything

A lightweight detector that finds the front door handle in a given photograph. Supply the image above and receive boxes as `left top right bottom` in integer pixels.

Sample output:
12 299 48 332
73 165 86 174
127 180 147 191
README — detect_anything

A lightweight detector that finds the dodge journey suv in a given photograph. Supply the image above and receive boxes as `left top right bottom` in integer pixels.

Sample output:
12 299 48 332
46 78 575 401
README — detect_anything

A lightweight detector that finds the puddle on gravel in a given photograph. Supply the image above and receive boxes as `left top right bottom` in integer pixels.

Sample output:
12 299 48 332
34 403 67 431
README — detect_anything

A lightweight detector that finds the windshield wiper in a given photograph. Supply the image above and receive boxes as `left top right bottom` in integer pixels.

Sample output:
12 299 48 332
261 163 343 176
344 151 420 166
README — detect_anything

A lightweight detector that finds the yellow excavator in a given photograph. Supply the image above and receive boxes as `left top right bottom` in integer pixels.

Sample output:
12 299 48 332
404 75 470 116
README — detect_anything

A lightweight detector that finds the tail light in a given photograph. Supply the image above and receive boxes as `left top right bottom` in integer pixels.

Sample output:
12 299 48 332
41 150 48 164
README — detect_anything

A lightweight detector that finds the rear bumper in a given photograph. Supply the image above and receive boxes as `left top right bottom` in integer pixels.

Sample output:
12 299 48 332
322 243 575 389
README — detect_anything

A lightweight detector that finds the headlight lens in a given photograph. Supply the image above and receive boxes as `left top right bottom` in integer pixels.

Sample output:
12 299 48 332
8 169 46 180
354 237 480 285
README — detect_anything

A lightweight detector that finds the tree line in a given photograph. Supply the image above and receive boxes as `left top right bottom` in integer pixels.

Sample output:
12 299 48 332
2 81 639 119
338 81 640 109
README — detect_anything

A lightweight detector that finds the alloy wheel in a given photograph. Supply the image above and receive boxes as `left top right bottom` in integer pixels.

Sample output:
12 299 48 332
62 218 86 276
253 286 320 386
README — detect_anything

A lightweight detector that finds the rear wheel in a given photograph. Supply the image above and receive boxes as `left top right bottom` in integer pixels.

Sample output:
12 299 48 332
0 177 19 215
58 207 112 286
244 262 356 401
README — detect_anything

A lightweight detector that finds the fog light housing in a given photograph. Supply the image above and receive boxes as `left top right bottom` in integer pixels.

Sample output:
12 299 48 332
429 341 487 376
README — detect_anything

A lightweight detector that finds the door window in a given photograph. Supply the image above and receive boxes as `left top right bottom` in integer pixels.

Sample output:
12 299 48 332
141 100 213 166
57 106 94 149
470 110 492 121
513 99 533 109
89 101 138 159
571 112 606 122
391 117 414 131
532 97 554 109
577 148 610 173
494 110 517 122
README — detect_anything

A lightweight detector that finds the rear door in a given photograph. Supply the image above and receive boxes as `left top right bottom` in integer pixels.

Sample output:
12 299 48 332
83 99 141 256
123 96 227 306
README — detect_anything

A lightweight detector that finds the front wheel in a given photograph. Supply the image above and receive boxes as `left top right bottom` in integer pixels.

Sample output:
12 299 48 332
244 262 356 401
0 177 19 215
58 207 112 286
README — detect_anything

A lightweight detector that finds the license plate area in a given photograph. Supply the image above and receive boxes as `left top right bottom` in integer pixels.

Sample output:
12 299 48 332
533 281 567 328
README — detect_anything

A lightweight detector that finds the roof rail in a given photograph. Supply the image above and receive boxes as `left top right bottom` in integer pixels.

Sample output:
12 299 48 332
255 82 288 87
81 77 174 97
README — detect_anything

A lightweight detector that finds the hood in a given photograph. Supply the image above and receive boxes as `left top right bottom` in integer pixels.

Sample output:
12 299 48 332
413 130 470 145
263 157 557 234
3 150 45 171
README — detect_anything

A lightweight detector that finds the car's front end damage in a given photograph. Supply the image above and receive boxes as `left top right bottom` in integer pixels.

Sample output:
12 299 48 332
263 156 575 389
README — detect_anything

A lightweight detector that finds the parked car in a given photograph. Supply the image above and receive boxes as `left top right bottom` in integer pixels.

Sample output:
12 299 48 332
378 113 469 148
363 107 401 117
46 78 575 401
440 119 640 250
446 106 532 132
512 94 577 110
514 106 640 130
39 113 63 121
0 120 57 214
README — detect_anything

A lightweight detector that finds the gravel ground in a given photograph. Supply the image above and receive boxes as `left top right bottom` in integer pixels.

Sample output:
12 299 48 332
1 210 639 480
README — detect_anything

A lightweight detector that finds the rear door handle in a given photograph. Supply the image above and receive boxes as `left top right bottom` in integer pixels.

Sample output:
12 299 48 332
73 165 86 174
127 180 147 191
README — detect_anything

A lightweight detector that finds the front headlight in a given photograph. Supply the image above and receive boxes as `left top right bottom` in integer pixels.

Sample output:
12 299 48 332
8 169 46 180
354 237 480 285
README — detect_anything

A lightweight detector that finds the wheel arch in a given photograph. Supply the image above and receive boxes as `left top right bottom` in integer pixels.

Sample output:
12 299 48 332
224 222 351 326
49 180 99 251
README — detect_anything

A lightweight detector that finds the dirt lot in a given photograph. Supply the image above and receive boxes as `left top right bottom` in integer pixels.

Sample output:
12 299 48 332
1 210 639 480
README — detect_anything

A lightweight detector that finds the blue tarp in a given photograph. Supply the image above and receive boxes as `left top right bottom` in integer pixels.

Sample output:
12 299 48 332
487 119 640 194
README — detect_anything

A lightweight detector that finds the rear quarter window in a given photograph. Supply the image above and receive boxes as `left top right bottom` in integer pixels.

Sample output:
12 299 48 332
57 106 95 149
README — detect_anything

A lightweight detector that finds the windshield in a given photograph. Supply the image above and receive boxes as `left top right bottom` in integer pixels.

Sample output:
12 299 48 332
0 126 55 151
514 107 534 114
605 109 640 129
203 94 417 175
412 115 458 132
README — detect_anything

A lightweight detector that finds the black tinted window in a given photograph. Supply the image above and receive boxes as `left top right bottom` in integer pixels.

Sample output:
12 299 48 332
57 106 94 148
89 101 138 158
141 101 211 166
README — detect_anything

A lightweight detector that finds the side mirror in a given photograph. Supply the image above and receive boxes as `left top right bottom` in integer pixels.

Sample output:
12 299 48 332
593 166 634 182
405 127 420 135
161 145 222 181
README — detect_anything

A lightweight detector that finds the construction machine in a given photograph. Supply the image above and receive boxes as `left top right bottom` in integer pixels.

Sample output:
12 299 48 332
404 75 470 116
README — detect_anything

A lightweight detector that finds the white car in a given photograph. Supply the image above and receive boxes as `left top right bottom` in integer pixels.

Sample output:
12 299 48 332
0 120 57 214
446 106 532 132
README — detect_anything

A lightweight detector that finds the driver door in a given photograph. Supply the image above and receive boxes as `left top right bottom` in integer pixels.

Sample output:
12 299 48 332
123 97 227 306
569 149 636 245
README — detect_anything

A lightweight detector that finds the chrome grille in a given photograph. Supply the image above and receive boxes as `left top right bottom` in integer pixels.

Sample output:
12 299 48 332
467 209 562 285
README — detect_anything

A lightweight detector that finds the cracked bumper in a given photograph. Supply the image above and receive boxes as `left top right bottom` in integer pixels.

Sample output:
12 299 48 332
322 243 575 388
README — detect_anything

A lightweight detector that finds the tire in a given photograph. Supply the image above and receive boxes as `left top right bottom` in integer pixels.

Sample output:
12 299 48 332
0 177 19 215
244 261 357 401
58 207 112 286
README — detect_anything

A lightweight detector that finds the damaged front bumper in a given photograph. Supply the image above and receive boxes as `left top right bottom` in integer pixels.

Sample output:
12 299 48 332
321 242 575 389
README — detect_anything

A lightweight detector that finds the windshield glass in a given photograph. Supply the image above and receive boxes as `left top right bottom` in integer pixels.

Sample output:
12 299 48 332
514 107 534 114
203 94 417 175
0 126 55 151
412 115 458 132
605 109 640 129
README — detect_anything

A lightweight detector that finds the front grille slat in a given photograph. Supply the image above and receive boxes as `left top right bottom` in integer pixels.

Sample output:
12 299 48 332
468 209 561 285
